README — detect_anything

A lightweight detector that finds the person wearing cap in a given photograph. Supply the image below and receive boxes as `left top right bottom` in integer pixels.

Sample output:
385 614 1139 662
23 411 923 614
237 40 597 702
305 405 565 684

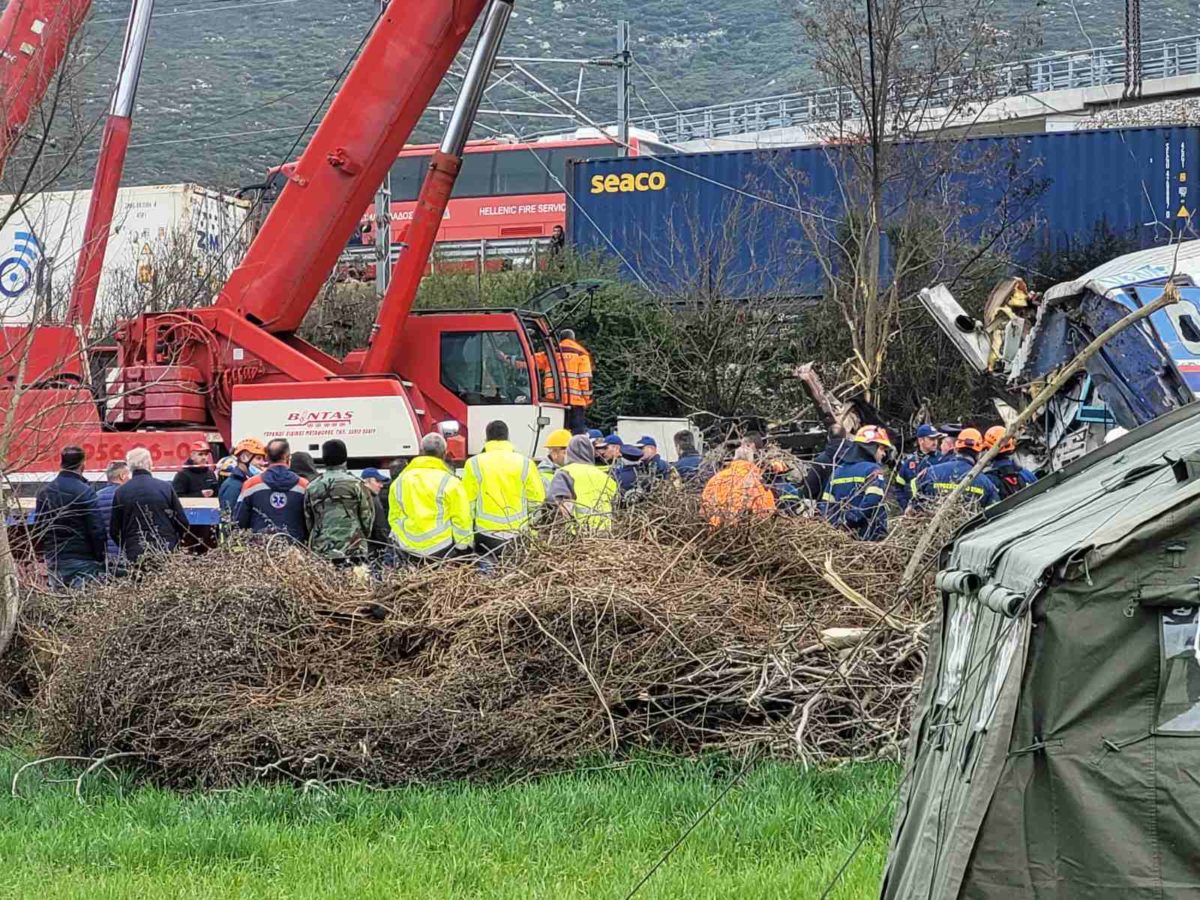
547 435 619 530
304 439 375 564
390 433 473 563
818 425 892 541
613 444 645 500
359 466 393 562
936 423 962 460
914 427 1000 510
596 433 623 468
218 437 267 514
461 420 545 555
172 441 218 499
637 435 671 482
539 428 572 487
235 438 309 542
894 424 944 512
981 425 1037 501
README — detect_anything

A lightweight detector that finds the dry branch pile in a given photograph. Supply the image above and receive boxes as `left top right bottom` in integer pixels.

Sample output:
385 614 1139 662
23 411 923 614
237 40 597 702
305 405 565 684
4 496 952 788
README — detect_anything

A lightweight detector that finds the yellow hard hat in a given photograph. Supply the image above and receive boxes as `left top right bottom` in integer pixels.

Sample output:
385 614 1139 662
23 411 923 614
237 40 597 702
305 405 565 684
545 428 572 449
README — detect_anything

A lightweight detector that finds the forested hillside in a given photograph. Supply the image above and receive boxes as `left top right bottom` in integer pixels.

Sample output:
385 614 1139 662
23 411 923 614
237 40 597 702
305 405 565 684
24 0 1200 187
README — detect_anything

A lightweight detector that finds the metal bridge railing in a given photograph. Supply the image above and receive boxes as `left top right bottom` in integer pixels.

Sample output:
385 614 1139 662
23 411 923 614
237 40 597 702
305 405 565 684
625 34 1200 144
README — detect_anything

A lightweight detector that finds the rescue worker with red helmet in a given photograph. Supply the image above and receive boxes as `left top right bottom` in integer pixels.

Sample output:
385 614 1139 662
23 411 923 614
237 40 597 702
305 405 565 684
914 427 1000 509
818 425 892 541
982 425 1037 501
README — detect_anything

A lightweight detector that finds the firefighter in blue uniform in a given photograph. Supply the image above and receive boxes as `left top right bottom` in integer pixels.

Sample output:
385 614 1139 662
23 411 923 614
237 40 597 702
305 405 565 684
818 425 893 542
982 426 1037 501
894 423 944 511
914 427 1000 509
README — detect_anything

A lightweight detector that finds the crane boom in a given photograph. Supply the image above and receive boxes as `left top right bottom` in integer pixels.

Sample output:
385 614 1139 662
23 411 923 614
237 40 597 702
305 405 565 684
0 0 92 170
65 0 155 338
361 0 513 375
215 0 488 334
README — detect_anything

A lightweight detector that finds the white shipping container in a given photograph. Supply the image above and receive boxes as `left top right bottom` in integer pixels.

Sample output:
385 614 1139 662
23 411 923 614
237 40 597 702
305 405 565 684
0 183 250 327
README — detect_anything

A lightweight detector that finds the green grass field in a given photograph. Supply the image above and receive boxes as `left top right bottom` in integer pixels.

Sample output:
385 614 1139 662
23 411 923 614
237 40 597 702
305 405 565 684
0 751 896 899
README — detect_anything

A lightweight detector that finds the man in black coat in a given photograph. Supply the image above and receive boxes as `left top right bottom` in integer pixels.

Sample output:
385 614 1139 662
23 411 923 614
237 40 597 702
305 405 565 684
171 441 218 498
33 446 107 589
110 447 189 564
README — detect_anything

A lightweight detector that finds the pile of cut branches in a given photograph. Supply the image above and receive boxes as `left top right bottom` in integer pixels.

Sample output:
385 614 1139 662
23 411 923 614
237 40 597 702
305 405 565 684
8 496 949 788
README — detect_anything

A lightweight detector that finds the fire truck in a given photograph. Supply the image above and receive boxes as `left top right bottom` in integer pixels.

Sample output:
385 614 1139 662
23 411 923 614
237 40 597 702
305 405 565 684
1 0 570 480
247 132 669 279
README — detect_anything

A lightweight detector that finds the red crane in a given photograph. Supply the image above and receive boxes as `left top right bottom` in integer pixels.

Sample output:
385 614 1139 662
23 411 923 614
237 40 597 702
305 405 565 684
85 0 566 474
0 0 93 172
66 0 155 340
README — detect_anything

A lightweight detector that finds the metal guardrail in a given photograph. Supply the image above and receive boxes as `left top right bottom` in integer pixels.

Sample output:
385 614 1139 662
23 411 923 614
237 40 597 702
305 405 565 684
626 34 1200 144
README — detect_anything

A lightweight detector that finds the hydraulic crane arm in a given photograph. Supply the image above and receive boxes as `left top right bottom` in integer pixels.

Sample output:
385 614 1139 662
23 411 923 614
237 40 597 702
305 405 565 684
361 0 513 375
66 0 154 338
215 0 490 334
0 0 93 171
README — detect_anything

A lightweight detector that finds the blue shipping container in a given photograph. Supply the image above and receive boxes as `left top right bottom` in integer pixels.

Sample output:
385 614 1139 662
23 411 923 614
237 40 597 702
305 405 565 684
567 126 1199 297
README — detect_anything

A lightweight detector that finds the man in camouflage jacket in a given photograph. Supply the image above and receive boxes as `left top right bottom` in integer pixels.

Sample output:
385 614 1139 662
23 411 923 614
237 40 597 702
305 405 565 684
304 439 375 564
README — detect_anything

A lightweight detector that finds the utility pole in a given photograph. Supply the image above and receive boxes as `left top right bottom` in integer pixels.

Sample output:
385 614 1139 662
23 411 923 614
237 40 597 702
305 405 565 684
374 0 393 297
616 20 631 156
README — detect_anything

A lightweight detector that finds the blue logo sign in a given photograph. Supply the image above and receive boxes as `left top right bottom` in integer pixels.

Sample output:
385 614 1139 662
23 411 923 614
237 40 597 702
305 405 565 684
0 230 42 299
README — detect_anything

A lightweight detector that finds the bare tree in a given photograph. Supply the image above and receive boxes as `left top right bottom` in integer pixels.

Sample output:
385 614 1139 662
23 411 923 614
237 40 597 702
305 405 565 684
793 0 1040 399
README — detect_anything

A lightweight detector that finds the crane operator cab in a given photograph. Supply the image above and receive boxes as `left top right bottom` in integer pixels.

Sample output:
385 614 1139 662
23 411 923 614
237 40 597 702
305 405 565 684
322 308 567 462
396 308 567 458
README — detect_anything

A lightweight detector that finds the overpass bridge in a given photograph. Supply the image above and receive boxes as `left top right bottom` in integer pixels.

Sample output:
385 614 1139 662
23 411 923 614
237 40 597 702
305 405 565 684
621 34 1200 152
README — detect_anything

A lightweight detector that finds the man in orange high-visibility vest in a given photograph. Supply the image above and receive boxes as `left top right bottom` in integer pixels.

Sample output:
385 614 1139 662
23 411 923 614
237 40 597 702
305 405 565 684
557 329 594 434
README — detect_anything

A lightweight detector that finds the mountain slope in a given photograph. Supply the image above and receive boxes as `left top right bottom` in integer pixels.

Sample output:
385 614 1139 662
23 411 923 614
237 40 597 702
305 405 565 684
29 0 1200 187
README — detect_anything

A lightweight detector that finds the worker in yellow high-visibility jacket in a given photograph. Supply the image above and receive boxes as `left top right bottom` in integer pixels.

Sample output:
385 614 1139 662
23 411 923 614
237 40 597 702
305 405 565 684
546 434 618 531
388 433 473 563
461 419 546 555
537 428 572 488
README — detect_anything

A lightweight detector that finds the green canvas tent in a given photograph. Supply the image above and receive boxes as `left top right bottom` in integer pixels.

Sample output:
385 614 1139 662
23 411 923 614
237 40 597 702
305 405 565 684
883 403 1200 899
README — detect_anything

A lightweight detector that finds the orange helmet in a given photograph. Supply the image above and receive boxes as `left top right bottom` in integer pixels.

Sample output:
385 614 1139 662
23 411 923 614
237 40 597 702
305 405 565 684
956 428 984 452
853 425 895 450
983 425 1015 454
234 437 267 458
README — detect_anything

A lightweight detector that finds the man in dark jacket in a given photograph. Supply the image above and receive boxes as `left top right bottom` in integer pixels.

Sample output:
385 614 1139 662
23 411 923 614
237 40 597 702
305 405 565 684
636 435 671 482
218 438 266 514
671 430 711 487
110 447 189 563
33 446 106 588
94 459 130 572
235 439 308 542
800 425 852 500
360 467 393 563
171 441 218 498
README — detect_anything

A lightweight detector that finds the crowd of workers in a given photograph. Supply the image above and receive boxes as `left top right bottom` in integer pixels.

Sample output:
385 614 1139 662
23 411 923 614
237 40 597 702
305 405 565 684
29 413 1035 590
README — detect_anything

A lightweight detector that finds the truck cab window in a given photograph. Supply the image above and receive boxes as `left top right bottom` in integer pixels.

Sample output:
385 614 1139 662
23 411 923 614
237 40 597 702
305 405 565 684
440 331 531 405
